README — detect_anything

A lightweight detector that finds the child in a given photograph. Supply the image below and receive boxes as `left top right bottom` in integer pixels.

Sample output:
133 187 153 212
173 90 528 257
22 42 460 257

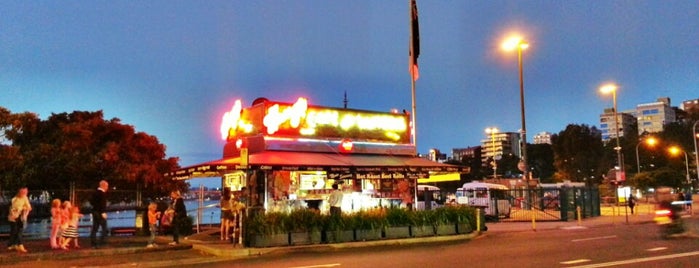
147 202 161 248
61 205 82 249
49 199 62 249
59 201 72 249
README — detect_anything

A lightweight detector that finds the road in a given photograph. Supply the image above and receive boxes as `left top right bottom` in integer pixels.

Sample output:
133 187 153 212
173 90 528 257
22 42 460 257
199 222 699 268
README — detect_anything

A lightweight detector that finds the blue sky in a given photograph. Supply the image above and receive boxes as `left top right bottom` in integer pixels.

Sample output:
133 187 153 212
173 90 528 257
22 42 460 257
2 1 698 187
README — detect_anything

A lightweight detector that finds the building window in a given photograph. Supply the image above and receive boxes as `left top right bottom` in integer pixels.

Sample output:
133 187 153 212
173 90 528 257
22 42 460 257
600 123 608 128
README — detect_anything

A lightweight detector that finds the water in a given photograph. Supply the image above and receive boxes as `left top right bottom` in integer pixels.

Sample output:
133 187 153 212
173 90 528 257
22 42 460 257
5 200 222 239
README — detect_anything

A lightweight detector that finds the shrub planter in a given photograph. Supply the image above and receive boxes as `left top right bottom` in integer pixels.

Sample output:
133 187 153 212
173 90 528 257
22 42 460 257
250 233 289 248
289 231 322 245
326 230 355 243
384 226 411 239
356 229 383 241
410 225 435 237
456 223 472 234
435 224 457 236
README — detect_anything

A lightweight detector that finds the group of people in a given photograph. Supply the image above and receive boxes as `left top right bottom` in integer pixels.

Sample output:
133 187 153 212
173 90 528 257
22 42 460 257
219 188 246 241
6 180 189 253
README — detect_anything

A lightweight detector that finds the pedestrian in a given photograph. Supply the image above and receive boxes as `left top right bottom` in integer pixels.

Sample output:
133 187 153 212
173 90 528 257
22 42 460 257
168 190 187 245
328 183 343 217
59 200 72 249
628 194 635 215
220 189 232 241
7 187 32 253
146 202 161 248
685 191 692 213
61 205 82 249
49 198 62 249
90 180 109 248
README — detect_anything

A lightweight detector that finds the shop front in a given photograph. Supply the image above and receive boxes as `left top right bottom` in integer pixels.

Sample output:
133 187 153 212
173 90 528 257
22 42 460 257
166 97 467 216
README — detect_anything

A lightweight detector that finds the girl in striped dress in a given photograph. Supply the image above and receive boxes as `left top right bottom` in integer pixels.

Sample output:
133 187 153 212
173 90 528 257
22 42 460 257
61 205 82 249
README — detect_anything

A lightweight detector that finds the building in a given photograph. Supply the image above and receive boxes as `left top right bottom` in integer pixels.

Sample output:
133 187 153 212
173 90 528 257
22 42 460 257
681 98 699 115
427 148 447 163
481 132 521 166
599 108 636 142
451 146 481 163
533 132 552 145
636 97 676 134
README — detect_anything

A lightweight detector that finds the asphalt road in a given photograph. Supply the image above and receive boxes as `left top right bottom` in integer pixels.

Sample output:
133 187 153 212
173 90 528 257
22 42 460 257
201 222 699 268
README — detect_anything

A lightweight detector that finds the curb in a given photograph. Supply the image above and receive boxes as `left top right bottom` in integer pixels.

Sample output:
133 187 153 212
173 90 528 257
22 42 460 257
0 244 192 265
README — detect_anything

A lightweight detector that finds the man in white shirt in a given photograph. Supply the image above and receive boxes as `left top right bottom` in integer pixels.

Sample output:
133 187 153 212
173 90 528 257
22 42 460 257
328 183 343 216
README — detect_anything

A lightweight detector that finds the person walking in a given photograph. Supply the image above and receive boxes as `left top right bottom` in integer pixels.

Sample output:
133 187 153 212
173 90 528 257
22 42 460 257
328 183 343 217
49 198 62 249
7 187 32 253
168 190 187 245
628 194 636 215
90 180 109 248
61 205 83 249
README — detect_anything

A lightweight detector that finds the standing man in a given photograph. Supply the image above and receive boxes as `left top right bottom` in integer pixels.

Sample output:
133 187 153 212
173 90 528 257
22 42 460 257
169 190 187 245
90 180 109 248
328 183 343 217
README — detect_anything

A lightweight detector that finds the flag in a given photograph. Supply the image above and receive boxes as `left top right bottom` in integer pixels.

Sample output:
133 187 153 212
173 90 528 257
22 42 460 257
409 0 420 81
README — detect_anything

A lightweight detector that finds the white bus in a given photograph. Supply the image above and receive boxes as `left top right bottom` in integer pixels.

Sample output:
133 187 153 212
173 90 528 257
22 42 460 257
456 182 511 218
416 185 445 210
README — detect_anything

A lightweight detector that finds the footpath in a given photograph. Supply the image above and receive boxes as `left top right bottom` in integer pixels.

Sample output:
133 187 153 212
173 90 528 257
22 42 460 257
1 203 694 267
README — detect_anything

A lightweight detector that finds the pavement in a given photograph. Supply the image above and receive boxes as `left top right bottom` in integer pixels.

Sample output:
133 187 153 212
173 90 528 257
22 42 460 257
1 201 695 267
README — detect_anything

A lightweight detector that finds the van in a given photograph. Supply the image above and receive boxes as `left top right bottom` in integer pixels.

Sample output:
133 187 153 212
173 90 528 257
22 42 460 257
455 182 511 218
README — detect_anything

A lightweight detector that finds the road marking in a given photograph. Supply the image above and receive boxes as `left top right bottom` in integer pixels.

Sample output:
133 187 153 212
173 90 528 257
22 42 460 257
567 251 699 268
571 235 617 242
560 259 591 264
561 226 588 230
646 247 667 252
289 264 341 268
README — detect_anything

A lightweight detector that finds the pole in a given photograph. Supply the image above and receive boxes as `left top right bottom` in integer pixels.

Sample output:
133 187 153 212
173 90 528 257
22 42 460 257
693 121 698 183
635 142 641 174
518 46 528 183
409 0 419 209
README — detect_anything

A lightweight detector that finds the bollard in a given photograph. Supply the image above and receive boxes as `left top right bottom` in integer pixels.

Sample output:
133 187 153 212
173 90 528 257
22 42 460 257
577 206 582 226
531 211 536 231
476 208 481 233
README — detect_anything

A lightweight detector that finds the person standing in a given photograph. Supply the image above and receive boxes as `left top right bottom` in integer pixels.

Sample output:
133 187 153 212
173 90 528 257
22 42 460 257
7 187 32 253
219 189 232 241
146 202 161 248
49 199 62 249
628 194 636 215
328 183 343 217
61 205 83 249
169 190 187 245
90 180 109 248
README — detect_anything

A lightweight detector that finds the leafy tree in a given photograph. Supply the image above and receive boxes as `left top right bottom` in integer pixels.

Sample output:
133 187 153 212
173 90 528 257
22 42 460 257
528 144 555 183
629 167 684 191
551 124 605 183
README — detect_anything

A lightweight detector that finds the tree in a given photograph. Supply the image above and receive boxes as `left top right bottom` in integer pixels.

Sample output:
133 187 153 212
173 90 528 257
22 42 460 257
629 167 684 192
551 124 605 183
528 143 555 183
0 107 186 197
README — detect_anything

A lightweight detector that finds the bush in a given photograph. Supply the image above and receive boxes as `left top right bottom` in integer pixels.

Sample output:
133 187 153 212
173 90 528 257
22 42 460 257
385 207 414 227
433 205 478 229
248 212 288 235
286 208 322 232
352 208 387 230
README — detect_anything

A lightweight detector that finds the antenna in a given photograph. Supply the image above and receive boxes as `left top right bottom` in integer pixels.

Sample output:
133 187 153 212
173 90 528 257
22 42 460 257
343 91 348 109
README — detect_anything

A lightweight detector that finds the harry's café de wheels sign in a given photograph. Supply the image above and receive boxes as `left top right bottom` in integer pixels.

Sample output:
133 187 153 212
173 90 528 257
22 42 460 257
167 97 466 180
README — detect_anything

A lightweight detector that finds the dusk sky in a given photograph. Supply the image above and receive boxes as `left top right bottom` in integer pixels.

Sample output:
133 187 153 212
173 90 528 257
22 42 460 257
2 1 698 186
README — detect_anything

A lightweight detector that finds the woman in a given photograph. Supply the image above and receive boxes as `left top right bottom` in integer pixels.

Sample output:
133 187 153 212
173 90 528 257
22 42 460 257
219 189 232 240
7 187 32 253
168 190 187 245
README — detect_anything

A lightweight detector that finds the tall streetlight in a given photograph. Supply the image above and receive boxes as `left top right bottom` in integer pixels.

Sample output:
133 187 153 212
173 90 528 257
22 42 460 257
600 84 624 182
485 127 499 179
669 146 691 185
502 36 530 182
693 121 699 183
635 137 657 173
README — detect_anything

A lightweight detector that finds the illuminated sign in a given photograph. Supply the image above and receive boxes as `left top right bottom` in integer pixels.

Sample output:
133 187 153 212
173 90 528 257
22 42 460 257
220 97 411 144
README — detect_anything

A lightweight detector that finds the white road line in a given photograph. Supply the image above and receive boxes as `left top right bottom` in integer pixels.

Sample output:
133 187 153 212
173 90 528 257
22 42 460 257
561 226 588 230
568 251 699 268
289 264 341 268
571 235 617 242
646 247 667 252
560 259 591 265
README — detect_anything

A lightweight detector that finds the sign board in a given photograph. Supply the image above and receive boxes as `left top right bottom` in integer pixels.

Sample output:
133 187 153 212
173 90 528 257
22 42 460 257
240 148 248 169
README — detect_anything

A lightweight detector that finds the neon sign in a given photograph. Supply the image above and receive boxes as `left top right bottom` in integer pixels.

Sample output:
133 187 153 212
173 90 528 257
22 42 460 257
220 97 410 144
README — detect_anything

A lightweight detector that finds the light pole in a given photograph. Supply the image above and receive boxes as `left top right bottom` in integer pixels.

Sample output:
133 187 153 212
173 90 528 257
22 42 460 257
502 36 530 183
635 137 657 173
600 84 624 181
669 146 691 185
693 121 698 183
485 127 499 179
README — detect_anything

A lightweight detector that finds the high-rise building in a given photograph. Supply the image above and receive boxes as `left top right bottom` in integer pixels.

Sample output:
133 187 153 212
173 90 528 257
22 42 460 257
682 98 699 115
481 132 521 166
451 146 481 163
533 132 552 144
599 108 636 142
636 97 676 134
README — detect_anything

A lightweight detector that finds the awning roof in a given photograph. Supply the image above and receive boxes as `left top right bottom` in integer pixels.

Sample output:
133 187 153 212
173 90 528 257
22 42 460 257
166 151 468 180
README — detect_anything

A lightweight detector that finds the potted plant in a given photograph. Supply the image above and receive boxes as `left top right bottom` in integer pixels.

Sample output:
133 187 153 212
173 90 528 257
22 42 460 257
454 205 476 234
410 209 435 237
433 206 457 235
354 209 386 241
287 208 323 245
384 207 412 239
247 212 289 247
323 213 355 243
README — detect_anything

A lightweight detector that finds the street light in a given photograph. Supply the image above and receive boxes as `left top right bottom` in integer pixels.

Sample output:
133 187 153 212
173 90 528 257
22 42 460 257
502 35 530 182
599 83 624 181
635 137 657 173
693 121 699 183
485 127 499 178
668 146 691 185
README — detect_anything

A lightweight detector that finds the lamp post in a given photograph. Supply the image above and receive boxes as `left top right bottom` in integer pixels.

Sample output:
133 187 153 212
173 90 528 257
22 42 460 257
502 36 530 183
635 137 657 173
485 127 499 179
600 84 624 181
669 146 691 185
693 121 698 183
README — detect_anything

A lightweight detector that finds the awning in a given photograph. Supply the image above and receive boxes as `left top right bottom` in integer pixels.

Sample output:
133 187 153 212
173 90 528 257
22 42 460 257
165 151 468 180
417 172 461 183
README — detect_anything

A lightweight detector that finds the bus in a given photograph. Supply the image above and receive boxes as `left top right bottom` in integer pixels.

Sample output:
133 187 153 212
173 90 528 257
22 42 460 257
416 185 446 210
455 182 511 218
